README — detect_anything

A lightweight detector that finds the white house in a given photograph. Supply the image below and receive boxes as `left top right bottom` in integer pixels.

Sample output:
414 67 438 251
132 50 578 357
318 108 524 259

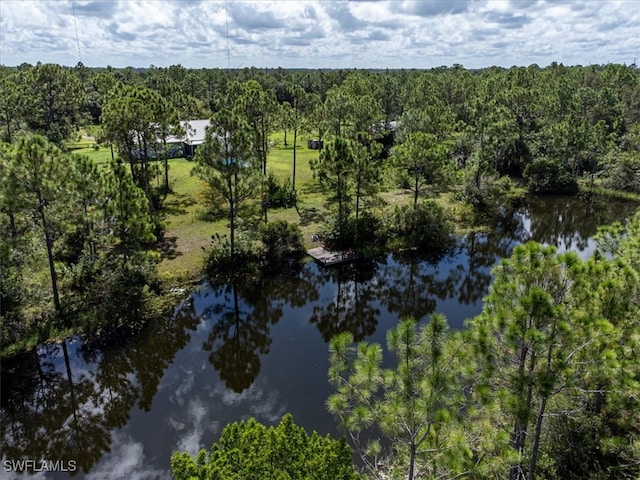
165 119 211 158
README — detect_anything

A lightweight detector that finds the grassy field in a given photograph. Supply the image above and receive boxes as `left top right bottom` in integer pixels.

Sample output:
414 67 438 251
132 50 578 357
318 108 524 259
70 146 114 165
153 131 470 280
65 130 114 165
156 133 327 280
69 129 334 278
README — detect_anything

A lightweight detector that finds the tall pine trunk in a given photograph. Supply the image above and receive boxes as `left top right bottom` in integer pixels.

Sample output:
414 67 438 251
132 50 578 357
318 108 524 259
292 127 298 191
228 173 235 260
37 190 60 311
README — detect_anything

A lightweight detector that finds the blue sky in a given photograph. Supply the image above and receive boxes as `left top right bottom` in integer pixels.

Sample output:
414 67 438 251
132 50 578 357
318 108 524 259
1 0 638 69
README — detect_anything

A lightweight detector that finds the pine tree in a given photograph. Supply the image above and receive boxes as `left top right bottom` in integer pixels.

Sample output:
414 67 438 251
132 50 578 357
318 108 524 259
192 108 259 260
8 135 67 311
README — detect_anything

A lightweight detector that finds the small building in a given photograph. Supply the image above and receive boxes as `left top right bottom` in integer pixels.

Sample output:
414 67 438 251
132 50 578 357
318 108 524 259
165 119 211 158
307 139 323 150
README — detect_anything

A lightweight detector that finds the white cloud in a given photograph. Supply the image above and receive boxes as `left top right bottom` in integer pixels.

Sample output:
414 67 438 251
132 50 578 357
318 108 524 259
86 431 168 480
0 0 637 68
170 398 210 455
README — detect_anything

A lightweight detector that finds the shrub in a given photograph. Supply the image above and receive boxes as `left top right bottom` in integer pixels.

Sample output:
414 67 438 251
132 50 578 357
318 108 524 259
204 234 260 284
266 173 296 208
457 165 514 213
320 212 383 250
171 414 360 480
349 211 384 248
80 256 164 337
259 220 305 272
386 201 454 251
603 152 640 193
523 157 578 194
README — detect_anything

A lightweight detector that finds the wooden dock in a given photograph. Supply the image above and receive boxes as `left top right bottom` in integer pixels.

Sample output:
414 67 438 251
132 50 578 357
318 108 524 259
306 247 360 266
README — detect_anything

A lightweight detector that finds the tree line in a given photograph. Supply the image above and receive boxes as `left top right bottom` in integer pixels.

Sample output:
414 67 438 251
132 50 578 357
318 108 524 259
2 62 638 189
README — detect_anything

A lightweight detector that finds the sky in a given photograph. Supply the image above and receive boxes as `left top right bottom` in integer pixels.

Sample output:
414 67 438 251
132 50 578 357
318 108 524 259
0 0 638 70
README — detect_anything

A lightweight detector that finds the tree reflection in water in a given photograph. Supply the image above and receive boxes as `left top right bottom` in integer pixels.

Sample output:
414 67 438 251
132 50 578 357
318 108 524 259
455 208 529 306
379 250 454 320
202 282 272 394
0 305 199 475
523 194 639 252
202 274 320 394
309 259 380 342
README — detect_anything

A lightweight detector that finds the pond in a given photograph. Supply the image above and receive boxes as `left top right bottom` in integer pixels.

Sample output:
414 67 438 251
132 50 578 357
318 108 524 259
1 194 637 480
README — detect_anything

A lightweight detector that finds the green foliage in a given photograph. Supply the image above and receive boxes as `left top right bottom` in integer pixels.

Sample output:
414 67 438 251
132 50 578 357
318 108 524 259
23 64 86 145
392 131 450 206
468 242 580 478
349 211 384 248
105 159 157 261
170 414 360 480
193 108 260 257
312 136 354 225
467 239 640 479
312 134 385 249
55 154 105 264
320 211 384 251
603 151 640 193
543 400 640 480
458 162 515 214
322 78 384 138
7 135 68 311
385 201 454 251
100 83 181 209
351 132 384 225
0 135 166 351
523 156 579 194
204 234 260 285
0 239 25 346
266 173 296 208
75 256 164 337
0 72 27 143
205 221 305 281
259 220 305 272
328 316 473 479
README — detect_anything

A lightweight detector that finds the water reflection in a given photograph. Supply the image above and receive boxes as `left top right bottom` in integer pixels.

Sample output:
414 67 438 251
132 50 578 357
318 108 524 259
202 282 274 393
521 194 639 253
380 251 455 320
201 274 321 393
0 308 199 477
455 208 530 306
309 259 381 342
1 342 111 475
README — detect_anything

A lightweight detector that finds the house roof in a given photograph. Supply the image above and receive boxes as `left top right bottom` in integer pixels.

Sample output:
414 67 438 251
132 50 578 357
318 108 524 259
166 119 211 146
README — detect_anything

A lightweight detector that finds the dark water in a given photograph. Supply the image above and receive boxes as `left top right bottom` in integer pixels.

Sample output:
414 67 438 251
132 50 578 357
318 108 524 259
1 194 637 480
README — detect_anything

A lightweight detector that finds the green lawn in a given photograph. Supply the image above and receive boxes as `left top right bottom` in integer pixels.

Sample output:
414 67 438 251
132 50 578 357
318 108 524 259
70 146 114 165
156 134 327 279
157 158 221 278
65 127 113 165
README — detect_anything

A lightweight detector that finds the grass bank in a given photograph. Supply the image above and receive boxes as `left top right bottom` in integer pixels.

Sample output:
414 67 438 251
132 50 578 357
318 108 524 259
577 178 640 202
